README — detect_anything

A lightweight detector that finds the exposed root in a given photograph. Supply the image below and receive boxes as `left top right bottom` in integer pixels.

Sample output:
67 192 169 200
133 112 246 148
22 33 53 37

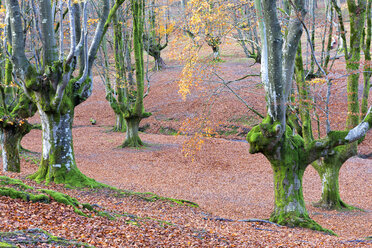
312 199 363 211
0 228 93 247
0 176 112 219
28 167 104 189
120 138 146 148
270 214 337 236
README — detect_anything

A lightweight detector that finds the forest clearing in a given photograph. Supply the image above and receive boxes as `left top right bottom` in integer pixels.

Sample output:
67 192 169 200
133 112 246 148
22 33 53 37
0 0 371 247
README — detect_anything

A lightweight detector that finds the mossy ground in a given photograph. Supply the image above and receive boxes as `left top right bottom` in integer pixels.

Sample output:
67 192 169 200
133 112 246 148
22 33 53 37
0 175 198 219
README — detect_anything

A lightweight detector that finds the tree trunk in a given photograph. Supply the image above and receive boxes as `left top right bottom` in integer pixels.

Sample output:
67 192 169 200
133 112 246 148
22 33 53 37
212 45 220 61
247 123 334 234
1 128 22 172
266 141 323 229
29 109 96 187
122 117 143 147
270 156 307 226
154 53 166 71
1 121 32 173
114 113 126 132
312 144 357 210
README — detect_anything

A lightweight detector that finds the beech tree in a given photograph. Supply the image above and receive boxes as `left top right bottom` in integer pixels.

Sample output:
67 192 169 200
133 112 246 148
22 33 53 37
0 59 36 173
181 0 233 60
247 0 372 232
105 0 151 147
100 6 130 133
143 0 170 70
310 0 370 210
5 0 124 186
0 2 36 172
231 0 261 63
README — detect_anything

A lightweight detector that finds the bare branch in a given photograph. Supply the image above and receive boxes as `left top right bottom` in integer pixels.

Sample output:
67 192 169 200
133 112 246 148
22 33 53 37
213 72 264 119
58 0 64 61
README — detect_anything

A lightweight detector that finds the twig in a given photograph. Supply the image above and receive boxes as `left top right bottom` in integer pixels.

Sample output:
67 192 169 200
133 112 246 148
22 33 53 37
204 216 282 227
237 218 282 227
213 72 264 119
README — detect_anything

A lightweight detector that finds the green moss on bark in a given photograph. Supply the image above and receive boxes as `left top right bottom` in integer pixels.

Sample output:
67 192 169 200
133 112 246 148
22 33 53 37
29 164 103 189
312 144 360 211
247 121 336 235
1 118 33 173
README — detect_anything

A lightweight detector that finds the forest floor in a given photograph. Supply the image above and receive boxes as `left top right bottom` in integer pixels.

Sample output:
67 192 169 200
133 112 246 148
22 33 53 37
1 45 371 247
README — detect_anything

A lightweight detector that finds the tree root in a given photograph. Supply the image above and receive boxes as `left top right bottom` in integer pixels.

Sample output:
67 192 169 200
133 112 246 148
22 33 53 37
237 218 282 227
203 216 282 227
270 214 337 236
28 166 104 189
0 228 94 248
0 176 114 219
120 138 145 148
116 190 199 207
312 199 363 211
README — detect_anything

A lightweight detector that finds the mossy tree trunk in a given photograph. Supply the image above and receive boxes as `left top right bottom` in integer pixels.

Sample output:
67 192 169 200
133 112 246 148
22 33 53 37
269 145 325 230
268 141 308 226
121 0 151 147
114 113 127 133
1 122 31 172
0 51 36 172
247 122 330 232
101 22 127 133
122 116 143 147
28 108 87 185
309 0 367 210
312 144 357 210
106 0 151 148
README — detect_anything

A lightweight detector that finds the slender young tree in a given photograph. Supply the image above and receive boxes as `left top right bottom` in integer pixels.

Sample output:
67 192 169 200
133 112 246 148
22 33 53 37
247 0 372 232
5 0 124 186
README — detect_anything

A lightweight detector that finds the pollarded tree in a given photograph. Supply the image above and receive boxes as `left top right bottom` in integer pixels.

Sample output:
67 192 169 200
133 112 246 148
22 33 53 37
143 0 171 70
182 0 233 60
247 0 371 232
0 4 36 173
0 60 36 173
231 0 261 63
5 0 124 186
100 6 130 133
310 0 370 210
105 0 151 147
